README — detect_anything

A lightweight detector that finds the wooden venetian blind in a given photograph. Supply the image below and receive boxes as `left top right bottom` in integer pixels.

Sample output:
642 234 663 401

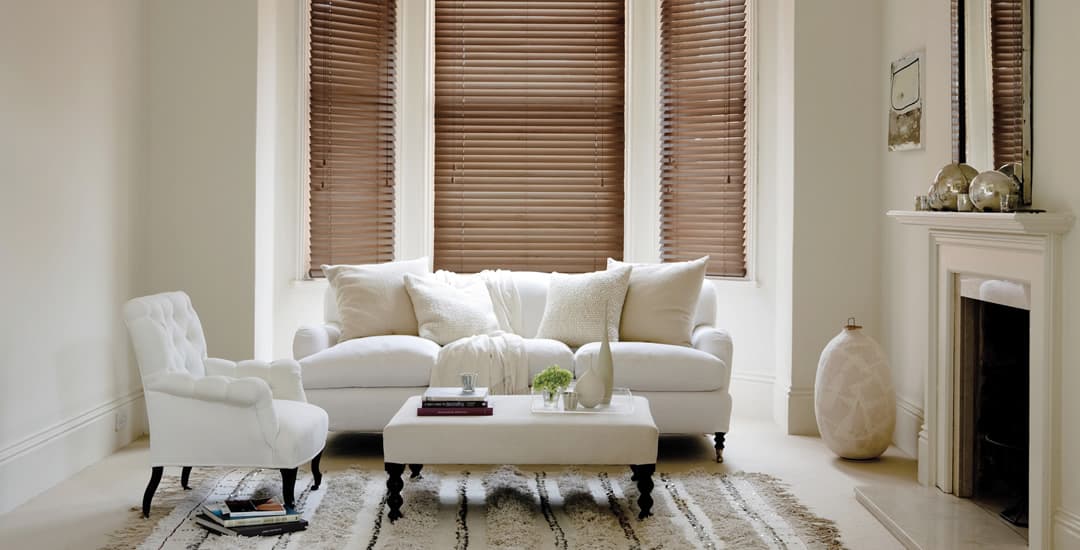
990 0 1024 167
660 0 749 278
433 0 626 273
307 0 396 277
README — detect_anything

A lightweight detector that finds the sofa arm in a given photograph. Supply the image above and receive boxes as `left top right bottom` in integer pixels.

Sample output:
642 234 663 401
693 325 733 386
205 357 308 402
293 323 341 360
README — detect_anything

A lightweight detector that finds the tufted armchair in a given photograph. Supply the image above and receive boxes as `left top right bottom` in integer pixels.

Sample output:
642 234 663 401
123 291 328 517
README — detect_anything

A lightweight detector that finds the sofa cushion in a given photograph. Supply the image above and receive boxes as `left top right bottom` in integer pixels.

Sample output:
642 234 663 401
536 266 632 347
404 273 500 345
323 258 430 341
607 257 708 346
299 335 439 389
523 338 574 380
574 342 728 392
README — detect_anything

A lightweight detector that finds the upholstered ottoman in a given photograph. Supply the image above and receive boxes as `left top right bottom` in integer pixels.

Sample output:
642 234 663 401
382 395 659 520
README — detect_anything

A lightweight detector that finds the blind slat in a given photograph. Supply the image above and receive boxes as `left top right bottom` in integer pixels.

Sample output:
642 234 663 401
308 0 396 276
990 0 1024 166
433 0 625 273
660 0 748 277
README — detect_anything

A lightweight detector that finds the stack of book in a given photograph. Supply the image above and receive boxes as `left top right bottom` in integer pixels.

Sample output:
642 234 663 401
194 497 307 537
419 387 492 416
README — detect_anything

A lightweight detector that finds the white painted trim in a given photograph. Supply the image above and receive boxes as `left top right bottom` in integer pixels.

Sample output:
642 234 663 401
0 391 147 514
893 395 923 459
887 210 1075 235
1055 508 1080 548
731 369 774 385
394 0 435 262
295 0 312 280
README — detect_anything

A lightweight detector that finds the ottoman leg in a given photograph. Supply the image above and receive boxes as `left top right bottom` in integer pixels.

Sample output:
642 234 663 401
408 464 423 479
630 464 656 520
714 432 726 463
385 462 406 522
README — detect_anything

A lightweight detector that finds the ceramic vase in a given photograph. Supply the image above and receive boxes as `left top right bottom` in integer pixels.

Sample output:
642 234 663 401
575 361 604 408
814 318 895 460
599 309 615 405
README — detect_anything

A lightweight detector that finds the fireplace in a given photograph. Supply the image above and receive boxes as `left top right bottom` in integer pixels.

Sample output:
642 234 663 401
956 278 1030 527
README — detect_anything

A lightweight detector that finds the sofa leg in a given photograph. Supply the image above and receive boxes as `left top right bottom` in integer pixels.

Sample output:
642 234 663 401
280 468 298 508
142 467 163 518
311 451 323 490
180 467 192 490
714 432 726 463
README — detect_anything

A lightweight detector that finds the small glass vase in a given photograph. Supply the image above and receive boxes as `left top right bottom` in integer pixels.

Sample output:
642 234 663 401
542 388 560 408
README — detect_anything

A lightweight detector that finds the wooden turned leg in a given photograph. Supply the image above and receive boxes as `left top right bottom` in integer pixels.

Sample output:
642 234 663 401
280 468 298 508
714 432 726 463
311 451 323 490
408 464 423 479
385 463 406 522
180 467 192 490
142 467 163 518
630 464 656 520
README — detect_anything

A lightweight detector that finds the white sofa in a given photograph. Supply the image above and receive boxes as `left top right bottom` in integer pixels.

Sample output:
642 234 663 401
293 271 733 460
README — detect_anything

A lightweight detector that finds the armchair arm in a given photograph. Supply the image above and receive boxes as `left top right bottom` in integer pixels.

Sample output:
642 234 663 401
204 358 307 402
146 370 274 407
693 325 734 388
293 323 341 360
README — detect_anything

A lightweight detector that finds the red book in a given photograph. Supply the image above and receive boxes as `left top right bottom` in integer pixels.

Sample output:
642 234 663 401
417 407 494 416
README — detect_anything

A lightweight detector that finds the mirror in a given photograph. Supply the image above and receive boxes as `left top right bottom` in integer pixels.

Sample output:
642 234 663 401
958 0 1032 204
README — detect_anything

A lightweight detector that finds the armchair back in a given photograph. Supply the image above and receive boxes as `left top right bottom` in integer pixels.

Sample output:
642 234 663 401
123 291 208 382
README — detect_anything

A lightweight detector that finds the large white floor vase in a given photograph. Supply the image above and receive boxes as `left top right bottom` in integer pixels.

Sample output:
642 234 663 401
814 318 895 460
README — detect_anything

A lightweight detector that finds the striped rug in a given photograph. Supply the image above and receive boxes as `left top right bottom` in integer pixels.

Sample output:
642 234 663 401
103 466 846 550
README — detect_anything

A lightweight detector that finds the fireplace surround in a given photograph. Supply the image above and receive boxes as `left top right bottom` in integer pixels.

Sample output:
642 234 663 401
887 210 1074 548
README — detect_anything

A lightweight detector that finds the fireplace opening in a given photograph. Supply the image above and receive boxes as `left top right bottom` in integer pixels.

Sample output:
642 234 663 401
957 294 1029 529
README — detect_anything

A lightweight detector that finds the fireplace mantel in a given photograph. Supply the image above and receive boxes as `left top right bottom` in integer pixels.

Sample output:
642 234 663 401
882 208 1073 548
887 210 1075 235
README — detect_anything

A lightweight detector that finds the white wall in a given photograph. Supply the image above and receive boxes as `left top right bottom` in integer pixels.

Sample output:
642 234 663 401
879 0 1080 544
142 0 260 361
0 0 147 514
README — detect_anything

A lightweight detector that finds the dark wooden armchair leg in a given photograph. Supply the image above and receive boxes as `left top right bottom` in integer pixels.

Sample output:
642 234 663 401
142 467 163 518
714 432 726 463
280 468 298 508
311 451 323 490
180 467 192 490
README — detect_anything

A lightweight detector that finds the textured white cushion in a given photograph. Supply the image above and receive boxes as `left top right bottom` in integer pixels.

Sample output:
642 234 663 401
323 258 430 341
607 257 708 346
535 266 631 347
299 335 440 389
403 273 500 345
574 341 728 392
523 338 574 379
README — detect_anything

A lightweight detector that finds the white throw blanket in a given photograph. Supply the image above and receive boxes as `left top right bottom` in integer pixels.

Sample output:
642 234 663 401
428 270 529 394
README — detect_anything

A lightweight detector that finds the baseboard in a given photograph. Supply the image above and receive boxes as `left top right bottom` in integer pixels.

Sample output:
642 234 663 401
0 390 147 515
1055 508 1080 548
893 396 923 459
729 370 774 420
772 383 817 435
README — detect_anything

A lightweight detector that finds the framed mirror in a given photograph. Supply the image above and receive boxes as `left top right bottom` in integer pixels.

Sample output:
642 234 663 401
954 0 1033 205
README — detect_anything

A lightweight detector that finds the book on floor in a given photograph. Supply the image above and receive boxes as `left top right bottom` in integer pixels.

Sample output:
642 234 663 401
223 497 286 518
417 406 493 416
422 387 488 402
201 505 301 527
194 514 307 537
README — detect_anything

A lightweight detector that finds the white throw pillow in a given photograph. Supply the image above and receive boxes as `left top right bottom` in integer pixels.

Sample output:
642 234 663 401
323 257 430 341
403 273 500 345
535 266 632 347
607 256 708 346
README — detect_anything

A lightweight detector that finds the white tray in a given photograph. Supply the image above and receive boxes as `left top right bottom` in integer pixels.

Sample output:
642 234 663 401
530 387 635 415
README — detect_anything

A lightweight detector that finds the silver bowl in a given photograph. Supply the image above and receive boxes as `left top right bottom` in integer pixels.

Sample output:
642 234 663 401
969 170 1021 212
930 163 978 211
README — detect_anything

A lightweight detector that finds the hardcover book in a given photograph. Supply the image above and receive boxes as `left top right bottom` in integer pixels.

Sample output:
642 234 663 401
224 497 286 518
417 406 494 416
201 505 301 527
420 400 488 408
194 514 308 537
422 387 489 402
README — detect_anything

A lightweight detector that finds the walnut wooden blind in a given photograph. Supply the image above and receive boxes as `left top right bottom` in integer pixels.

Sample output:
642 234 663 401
433 0 626 273
307 0 396 277
660 0 749 278
990 0 1024 167
950 0 964 163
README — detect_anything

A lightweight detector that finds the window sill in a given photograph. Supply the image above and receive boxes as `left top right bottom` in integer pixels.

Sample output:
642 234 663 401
707 275 760 289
